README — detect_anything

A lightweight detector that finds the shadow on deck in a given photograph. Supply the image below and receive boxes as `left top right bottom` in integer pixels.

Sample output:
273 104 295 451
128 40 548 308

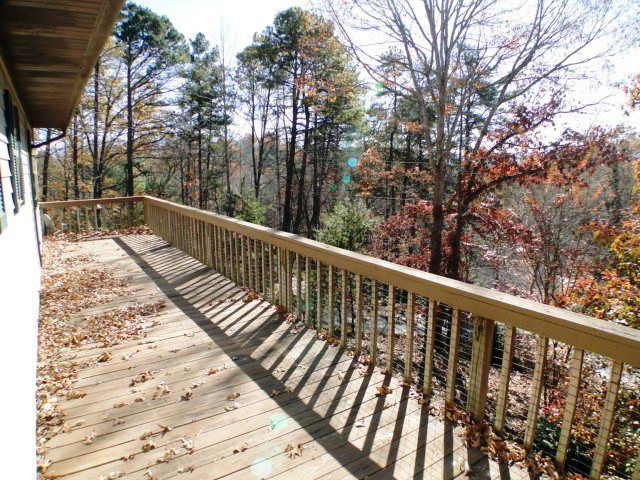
45 234 526 480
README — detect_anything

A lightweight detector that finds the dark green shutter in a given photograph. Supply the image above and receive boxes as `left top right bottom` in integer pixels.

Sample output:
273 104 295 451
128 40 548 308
3 89 20 213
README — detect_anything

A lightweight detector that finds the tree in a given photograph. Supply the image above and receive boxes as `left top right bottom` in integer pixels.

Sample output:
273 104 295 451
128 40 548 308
327 0 631 278
114 2 187 196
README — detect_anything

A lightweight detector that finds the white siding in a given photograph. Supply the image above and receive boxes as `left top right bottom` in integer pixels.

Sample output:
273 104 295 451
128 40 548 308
0 69 40 477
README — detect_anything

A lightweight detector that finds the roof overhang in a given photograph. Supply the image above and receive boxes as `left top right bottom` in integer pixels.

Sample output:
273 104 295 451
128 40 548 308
0 0 125 131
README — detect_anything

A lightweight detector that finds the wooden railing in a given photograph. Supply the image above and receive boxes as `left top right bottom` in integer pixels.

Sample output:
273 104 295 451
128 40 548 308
40 196 145 233
41 196 640 479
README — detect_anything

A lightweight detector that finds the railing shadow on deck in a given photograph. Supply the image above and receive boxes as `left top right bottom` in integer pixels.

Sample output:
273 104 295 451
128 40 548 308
112 234 478 479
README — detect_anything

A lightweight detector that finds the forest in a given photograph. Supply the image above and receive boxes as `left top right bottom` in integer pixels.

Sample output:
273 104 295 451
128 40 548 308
37 0 640 327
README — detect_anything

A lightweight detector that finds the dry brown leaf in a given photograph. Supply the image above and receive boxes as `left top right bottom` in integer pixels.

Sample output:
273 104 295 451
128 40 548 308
180 389 193 401
83 431 96 445
177 465 195 474
141 441 156 452
66 390 87 400
158 423 172 434
113 401 129 409
156 448 179 463
233 442 249 453
376 386 393 396
227 392 240 401
120 454 136 461
180 437 195 452
130 371 154 387
112 418 125 426
143 468 158 480
139 431 154 440
284 443 304 459
97 352 112 363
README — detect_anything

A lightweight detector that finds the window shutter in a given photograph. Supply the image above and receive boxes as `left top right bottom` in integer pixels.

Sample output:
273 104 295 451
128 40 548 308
0 179 6 232
13 105 25 206
3 89 20 213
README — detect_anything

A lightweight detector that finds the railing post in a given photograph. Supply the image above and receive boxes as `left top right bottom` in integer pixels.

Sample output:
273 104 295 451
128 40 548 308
524 336 549 450
423 299 438 397
590 361 624 479
466 316 495 423
494 325 516 433
386 285 395 375
305 257 311 326
295 253 302 319
327 265 335 338
556 348 584 471
404 291 415 383
370 280 379 365
316 261 323 331
445 308 461 404
340 269 348 347
354 274 363 357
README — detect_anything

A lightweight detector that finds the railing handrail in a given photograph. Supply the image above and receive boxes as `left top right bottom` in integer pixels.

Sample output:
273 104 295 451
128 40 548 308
39 196 145 209
40 195 640 367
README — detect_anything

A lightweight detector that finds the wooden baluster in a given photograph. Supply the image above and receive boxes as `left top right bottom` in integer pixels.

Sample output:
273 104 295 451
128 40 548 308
404 291 415 383
251 239 257 292
242 235 248 287
247 237 253 289
259 241 265 297
316 261 323 331
523 336 549 449
445 308 461 404
286 251 293 313
327 265 335 338
84 206 91 231
590 361 624 479
93 205 99 231
354 274 364 357
494 325 516 433
225 229 231 279
277 247 283 306
296 253 302 319
212 225 219 272
235 233 242 285
467 316 496 423
340 269 348 347
269 244 275 304
75 207 80 233
370 280 379 365
305 257 311 326
556 348 584 470
423 300 438 397
386 285 396 375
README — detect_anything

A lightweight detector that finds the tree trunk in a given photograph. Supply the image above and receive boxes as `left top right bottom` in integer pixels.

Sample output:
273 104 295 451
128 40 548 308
125 51 135 197
293 105 311 234
72 114 80 199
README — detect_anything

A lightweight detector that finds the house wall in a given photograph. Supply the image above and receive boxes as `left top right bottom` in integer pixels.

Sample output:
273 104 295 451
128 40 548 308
0 68 40 475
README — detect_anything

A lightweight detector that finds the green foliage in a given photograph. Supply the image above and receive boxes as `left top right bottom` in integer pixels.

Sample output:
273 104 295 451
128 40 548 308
315 201 378 251
236 196 267 226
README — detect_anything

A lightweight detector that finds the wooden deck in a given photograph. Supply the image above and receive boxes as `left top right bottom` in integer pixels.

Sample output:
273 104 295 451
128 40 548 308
46 234 527 480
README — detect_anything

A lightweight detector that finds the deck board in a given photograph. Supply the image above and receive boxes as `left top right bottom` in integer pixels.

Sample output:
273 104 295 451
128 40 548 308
45 235 527 480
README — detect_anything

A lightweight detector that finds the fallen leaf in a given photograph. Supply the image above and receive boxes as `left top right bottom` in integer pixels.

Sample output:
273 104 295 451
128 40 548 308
130 371 154 387
233 442 249 453
284 443 304 459
120 454 135 461
227 392 240 401
141 441 156 452
139 431 154 440
376 386 393 396
156 448 179 463
112 418 125 426
158 423 172 434
180 389 193 401
97 352 112 363
177 465 195 474
355 419 365 428
67 390 87 400
181 437 195 452
143 468 158 480
83 431 96 445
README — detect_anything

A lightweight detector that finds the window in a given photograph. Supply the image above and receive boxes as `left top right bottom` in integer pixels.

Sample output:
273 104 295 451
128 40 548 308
3 89 23 213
